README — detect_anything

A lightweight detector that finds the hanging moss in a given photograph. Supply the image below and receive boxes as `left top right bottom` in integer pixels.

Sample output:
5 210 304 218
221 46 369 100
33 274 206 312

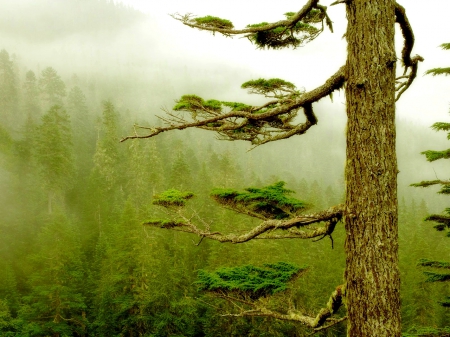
192 16 234 29
196 262 306 299
211 181 307 219
152 189 194 207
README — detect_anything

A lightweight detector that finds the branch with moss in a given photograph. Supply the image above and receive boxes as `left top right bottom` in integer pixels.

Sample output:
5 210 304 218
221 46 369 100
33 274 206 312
170 0 332 49
145 182 343 243
216 285 346 329
394 2 424 101
196 262 345 330
121 66 345 145
145 203 343 244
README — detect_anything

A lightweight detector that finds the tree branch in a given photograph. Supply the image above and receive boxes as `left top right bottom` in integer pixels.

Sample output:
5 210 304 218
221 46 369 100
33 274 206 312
121 66 345 144
144 204 343 244
218 284 345 329
171 0 331 36
394 2 424 101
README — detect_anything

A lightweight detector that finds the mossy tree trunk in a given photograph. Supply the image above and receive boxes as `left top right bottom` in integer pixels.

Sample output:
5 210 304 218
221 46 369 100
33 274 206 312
345 0 400 336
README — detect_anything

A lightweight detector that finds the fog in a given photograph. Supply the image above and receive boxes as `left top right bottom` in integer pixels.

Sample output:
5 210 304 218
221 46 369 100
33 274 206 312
0 1 450 335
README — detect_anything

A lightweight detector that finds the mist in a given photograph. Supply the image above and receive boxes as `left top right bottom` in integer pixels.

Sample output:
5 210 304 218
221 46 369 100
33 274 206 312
0 0 449 336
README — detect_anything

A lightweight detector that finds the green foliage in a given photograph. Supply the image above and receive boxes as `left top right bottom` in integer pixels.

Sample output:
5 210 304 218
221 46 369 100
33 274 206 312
431 122 450 133
38 67 66 107
411 180 442 188
153 189 194 207
144 219 185 228
246 10 323 49
173 94 251 113
425 68 450 76
423 271 450 283
241 78 296 96
211 181 307 219
197 262 306 298
403 326 450 336
221 101 252 111
192 15 234 29
418 259 450 269
35 105 74 193
424 215 450 230
421 149 450 162
425 43 450 77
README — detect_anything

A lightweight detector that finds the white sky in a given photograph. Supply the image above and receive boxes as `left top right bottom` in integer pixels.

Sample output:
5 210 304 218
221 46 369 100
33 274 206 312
118 0 450 125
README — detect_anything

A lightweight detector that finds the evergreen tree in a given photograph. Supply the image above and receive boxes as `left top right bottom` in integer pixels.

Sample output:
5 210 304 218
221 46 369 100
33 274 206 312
20 212 87 336
35 105 74 214
410 42 450 336
122 1 424 335
0 50 19 129
23 70 41 122
39 67 66 110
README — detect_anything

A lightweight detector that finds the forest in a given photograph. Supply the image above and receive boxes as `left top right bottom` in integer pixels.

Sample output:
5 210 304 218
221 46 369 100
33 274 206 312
0 0 450 336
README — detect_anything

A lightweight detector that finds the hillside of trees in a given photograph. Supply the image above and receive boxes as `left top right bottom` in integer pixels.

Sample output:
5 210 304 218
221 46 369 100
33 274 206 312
0 42 448 335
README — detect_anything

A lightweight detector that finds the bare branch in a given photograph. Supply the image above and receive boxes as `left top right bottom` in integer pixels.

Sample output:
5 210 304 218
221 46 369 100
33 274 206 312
144 204 343 244
218 284 345 329
121 66 345 144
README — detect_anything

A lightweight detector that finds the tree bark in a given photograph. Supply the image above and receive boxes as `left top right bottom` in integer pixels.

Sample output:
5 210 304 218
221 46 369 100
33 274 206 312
345 1 400 336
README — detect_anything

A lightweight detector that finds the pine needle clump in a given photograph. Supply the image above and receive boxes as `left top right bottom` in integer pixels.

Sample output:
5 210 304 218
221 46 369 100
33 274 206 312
211 181 307 219
246 11 324 49
196 262 306 299
191 15 234 29
152 189 194 207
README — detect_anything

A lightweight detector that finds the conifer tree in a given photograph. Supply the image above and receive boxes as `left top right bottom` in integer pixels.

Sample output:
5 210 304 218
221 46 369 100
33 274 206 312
20 212 87 336
0 50 19 129
122 1 423 335
411 44 450 335
35 105 74 214
39 67 66 110
23 70 41 122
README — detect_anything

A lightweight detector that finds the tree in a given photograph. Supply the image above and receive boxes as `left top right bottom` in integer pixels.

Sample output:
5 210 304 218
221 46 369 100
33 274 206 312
410 42 450 336
39 67 66 110
23 70 41 122
122 1 423 335
0 50 19 129
35 105 74 214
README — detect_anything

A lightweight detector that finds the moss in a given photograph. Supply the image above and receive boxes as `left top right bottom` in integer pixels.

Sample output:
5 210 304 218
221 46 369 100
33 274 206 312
193 16 234 29
152 189 194 207
196 262 306 299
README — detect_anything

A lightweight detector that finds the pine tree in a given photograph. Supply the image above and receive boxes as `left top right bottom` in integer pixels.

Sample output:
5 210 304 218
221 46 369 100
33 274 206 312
20 212 87 337
39 67 66 110
35 105 74 214
122 1 424 335
23 70 41 122
410 42 450 336
0 50 19 129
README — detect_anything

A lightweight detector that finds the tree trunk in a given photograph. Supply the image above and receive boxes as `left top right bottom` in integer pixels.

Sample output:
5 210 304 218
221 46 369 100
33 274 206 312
345 1 400 336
